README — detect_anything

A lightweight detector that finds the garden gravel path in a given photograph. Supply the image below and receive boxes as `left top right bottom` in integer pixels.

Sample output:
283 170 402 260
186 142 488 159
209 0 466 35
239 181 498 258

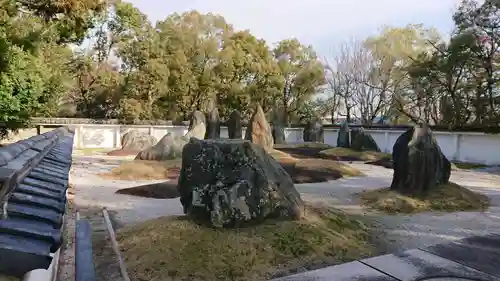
297 162 500 253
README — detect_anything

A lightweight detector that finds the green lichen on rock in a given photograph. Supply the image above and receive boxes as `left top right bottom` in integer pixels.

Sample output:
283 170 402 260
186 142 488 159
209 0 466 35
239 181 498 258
350 128 380 152
177 138 304 228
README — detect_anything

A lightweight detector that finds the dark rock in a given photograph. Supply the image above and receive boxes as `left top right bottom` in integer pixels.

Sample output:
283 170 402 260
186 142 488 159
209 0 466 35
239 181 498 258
177 138 304 228
245 104 274 149
390 124 451 193
337 121 350 148
121 130 157 152
135 133 188 161
227 110 242 139
272 111 286 145
204 99 220 139
350 128 380 152
303 121 324 142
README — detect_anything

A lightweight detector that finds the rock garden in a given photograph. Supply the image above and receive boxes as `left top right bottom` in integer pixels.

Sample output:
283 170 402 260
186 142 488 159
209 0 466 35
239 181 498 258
73 105 495 281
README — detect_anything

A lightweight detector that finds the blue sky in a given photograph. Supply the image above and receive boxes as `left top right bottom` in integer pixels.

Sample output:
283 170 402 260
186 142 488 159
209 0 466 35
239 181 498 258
125 0 463 56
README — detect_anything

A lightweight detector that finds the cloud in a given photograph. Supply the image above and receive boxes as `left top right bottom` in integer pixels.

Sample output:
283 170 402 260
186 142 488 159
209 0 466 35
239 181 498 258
126 0 462 55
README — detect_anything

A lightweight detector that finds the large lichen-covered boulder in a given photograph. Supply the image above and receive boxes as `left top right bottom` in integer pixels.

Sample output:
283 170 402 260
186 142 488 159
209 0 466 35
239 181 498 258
350 128 380 152
227 110 242 139
303 120 324 142
245 104 274 149
121 130 157 152
185 110 206 140
204 99 220 139
177 138 305 228
337 121 350 148
135 133 188 161
390 124 451 194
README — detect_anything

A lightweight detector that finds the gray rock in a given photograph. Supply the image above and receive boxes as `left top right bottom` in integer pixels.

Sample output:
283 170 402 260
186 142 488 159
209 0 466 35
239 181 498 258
135 133 187 161
177 138 304 228
245 104 274 149
227 110 242 139
204 99 220 139
303 121 324 142
185 111 206 140
272 111 286 145
350 128 380 152
337 120 350 148
121 130 157 152
390 124 451 193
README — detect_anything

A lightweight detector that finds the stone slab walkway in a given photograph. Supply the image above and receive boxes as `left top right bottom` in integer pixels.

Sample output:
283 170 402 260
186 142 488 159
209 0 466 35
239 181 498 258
271 233 500 281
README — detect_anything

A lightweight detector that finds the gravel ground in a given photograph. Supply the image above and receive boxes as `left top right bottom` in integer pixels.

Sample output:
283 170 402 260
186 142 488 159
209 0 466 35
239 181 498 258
296 162 500 253
65 155 500 278
71 156 184 225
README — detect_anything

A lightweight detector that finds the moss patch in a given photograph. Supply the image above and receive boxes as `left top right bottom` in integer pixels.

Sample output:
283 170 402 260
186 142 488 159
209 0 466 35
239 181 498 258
117 205 375 281
319 147 391 162
357 182 490 214
452 162 489 170
274 142 333 149
100 160 181 181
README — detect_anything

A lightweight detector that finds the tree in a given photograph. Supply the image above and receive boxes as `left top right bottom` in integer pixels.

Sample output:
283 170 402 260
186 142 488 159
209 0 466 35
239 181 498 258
116 2 169 120
153 11 233 120
0 0 103 137
407 34 478 127
453 0 500 125
213 30 282 120
273 39 325 124
363 24 442 123
325 41 358 123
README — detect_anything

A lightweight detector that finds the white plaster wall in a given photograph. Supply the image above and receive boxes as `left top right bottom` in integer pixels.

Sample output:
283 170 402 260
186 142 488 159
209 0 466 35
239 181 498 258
66 124 500 165
79 126 115 148
458 133 500 165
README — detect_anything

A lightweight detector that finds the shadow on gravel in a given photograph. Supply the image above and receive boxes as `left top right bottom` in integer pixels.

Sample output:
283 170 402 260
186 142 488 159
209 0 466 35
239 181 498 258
116 181 180 199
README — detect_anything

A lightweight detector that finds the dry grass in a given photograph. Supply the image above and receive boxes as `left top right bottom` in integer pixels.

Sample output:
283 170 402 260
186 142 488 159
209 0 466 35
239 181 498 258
267 149 299 164
295 159 363 177
357 182 491 214
100 159 181 180
274 142 333 149
452 162 489 170
101 149 362 184
319 147 391 162
74 148 111 156
117 205 374 281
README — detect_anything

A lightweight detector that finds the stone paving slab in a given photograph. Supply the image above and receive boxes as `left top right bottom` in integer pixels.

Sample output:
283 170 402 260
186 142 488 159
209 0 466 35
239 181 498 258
271 234 500 281
424 233 500 278
361 249 499 281
271 260 397 281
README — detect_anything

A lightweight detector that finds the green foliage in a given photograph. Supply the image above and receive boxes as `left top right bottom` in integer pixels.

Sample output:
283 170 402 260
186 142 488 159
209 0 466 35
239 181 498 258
3 0 499 136
0 0 104 137
66 7 326 123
